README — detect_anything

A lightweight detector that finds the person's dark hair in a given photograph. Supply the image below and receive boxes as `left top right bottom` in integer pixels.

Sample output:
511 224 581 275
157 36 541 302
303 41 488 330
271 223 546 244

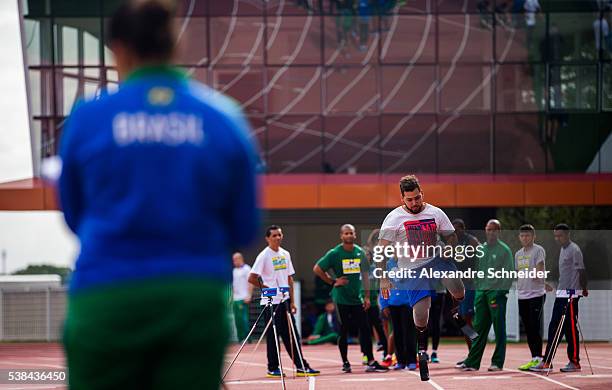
554 223 570 231
452 218 466 229
108 0 176 62
265 225 281 237
399 175 421 195
519 224 535 234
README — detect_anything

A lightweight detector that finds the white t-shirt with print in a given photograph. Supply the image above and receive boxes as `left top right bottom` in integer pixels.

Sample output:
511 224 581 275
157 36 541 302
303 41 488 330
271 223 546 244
250 246 296 305
378 203 454 269
232 264 252 301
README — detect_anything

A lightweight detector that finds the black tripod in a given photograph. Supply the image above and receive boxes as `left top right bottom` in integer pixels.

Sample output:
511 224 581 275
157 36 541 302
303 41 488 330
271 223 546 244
222 287 309 389
544 292 593 377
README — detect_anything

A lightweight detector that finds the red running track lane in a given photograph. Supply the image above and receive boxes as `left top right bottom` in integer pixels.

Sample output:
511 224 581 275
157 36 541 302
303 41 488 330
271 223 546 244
2 342 612 389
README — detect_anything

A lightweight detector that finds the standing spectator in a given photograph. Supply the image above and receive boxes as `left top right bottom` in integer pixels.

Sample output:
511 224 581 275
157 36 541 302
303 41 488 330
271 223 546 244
459 220 514 372
515 225 548 371
531 224 588 373
232 252 253 343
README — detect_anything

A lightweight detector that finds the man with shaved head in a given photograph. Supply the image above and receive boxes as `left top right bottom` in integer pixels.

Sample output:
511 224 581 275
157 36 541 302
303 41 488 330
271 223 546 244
313 224 389 374
460 219 514 371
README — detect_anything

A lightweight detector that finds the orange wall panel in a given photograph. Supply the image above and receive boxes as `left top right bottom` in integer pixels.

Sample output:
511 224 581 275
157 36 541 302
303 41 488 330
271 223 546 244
594 181 612 205
525 180 594 206
0 188 45 210
456 183 524 207
320 184 387 208
263 184 319 209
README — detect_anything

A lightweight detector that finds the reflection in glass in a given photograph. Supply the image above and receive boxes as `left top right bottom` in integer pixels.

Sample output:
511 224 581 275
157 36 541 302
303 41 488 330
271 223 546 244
437 115 491 173
209 17 264 65
324 115 380 173
549 66 597 110
381 115 437 173
495 114 545 173
53 18 101 65
380 15 435 64
324 66 377 114
549 13 598 62
439 65 492 112
496 64 545 112
268 115 322 173
266 16 322 65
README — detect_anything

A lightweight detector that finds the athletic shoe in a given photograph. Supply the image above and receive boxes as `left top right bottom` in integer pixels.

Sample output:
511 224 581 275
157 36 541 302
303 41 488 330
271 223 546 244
342 362 352 373
488 365 502 372
461 365 478 372
365 361 389 373
529 362 553 373
423 352 430 362
560 362 581 372
518 358 540 371
407 363 417 371
431 352 440 363
362 355 369 365
380 355 393 368
296 367 320 377
266 369 285 378
391 353 397 365
392 363 406 370
455 359 466 368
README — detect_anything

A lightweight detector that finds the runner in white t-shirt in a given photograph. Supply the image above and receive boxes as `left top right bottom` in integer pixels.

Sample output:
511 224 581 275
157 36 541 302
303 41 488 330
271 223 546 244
248 225 320 378
377 175 468 381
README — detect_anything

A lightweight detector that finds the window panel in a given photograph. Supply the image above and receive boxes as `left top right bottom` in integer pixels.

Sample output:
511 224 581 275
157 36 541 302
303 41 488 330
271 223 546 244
439 65 492 112
175 18 208 66
437 114 491 173
438 15 493 63
323 116 380 173
209 0 264 16
211 68 265 114
266 16 322 65
380 15 436 64
496 64 545 112
381 66 436 113
209 17 264 65
53 18 101 66
323 16 379 65
267 67 321 114
548 13 598 62
495 15 546 62
29 68 53 116
549 65 597 110
381 115 437 173
495 114 546 173
267 115 322 173
324 66 377 114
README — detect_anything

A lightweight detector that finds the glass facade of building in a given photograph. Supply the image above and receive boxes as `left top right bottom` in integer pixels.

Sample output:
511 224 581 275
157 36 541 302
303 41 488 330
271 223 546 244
22 0 612 174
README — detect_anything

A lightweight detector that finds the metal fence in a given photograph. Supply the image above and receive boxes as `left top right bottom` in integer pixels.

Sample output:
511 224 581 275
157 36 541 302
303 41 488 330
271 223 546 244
0 287 66 341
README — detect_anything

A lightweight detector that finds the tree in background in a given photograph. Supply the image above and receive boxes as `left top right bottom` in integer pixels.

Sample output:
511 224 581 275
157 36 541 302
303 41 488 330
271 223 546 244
12 265 72 285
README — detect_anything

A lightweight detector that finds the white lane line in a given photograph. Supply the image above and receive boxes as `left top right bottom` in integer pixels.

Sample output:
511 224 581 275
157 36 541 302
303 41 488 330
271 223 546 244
505 368 580 390
0 361 64 369
565 374 612 378
451 375 514 380
406 371 446 390
340 378 396 382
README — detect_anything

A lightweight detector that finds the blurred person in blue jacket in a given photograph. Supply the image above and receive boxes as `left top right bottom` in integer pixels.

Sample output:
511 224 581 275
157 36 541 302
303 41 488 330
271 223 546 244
58 1 260 389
